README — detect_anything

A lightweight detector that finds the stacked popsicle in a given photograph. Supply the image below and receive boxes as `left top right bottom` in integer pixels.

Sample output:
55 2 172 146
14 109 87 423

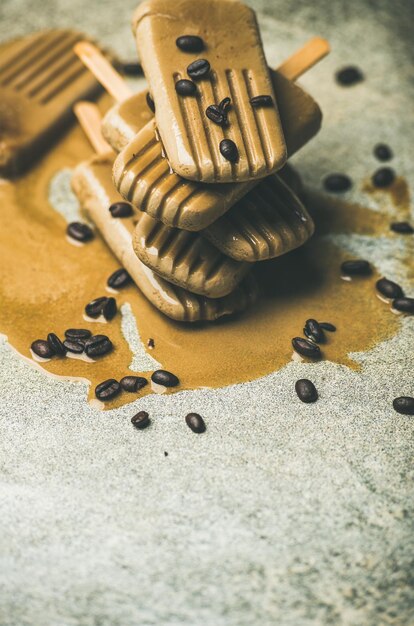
72 0 329 322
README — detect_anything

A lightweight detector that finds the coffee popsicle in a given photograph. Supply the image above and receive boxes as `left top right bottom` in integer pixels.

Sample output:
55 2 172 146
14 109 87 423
132 0 287 183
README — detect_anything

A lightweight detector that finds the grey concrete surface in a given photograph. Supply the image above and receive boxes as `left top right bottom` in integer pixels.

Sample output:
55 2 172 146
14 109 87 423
0 1 414 625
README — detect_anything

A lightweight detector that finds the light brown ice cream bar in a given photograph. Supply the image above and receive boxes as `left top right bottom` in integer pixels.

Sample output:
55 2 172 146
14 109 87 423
132 0 287 183
71 152 258 322
112 71 321 231
204 173 314 262
133 212 249 298
0 30 103 177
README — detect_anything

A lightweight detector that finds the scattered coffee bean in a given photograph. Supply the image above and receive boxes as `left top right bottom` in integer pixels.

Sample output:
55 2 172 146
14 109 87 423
392 297 414 314
95 379 121 401
393 397 414 416
147 338 155 348
304 319 325 344
250 95 274 108
176 35 204 53
66 221 94 242
175 79 197 96
206 105 227 126
187 58 210 79
131 410 150 429
323 173 352 193
102 297 117 321
84 334 113 357
319 322 336 332
120 376 148 393
220 139 239 163
185 412 206 433
151 369 180 387
63 339 85 354
31 339 55 359
146 92 155 113
292 337 321 359
47 333 66 356
85 296 107 318
374 143 393 162
372 167 395 188
120 61 143 76
107 268 132 289
164 451 168 457
341 260 372 276
295 379 318 403
376 277 404 300
390 221 414 234
219 97 231 112
64 328 92 340
335 66 364 86
109 201 133 218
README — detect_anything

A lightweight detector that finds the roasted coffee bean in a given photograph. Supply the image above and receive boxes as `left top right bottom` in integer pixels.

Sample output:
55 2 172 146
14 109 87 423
219 97 231 112
295 379 318 403
84 334 113 357
95 379 121 401
66 221 94 242
319 322 336 332
63 339 85 354
151 369 180 387
120 61 143 76
250 95 274 108
372 167 395 188
292 337 321 359
175 79 197 96
147 338 155 348
304 319 325 344
176 35 204 53
185 413 206 433
323 173 352 192
392 297 414 314
31 339 55 359
206 105 227 126
107 268 132 289
219 139 239 163
187 58 210 79
47 333 66 356
393 397 414 416
120 376 148 393
146 92 155 112
85 296 107 318
341 260 372 276
390 221 414 234
374 143 393 162
64 328 92 340
335 66 364 86
376 277 404 300
102 297 117 321
131 410 150 429
109 201 133 218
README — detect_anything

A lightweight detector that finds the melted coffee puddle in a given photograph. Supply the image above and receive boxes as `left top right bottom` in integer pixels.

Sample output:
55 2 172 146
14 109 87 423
0 119 405 408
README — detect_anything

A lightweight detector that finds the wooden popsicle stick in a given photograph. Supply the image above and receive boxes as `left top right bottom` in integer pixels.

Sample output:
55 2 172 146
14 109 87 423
73 101 112 155
74 41 132 102
277 37 330 81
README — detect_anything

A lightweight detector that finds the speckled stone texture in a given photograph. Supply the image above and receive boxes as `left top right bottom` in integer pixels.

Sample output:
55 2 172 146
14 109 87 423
0 1 413 625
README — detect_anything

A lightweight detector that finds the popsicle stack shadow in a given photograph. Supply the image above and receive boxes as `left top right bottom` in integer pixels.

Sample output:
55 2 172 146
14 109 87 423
72 0 330 322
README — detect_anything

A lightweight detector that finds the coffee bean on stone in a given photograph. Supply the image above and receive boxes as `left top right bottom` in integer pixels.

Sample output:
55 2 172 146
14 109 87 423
390 221 414 234
109 202 133 218
85 296 107 318
31 339 55 359
374 143 393 162
291 337 321 359
376 277 404 299
187 58 210 79
151 370 180 387
392 297 414 314
95 379 121 401
304 319 325 343
372 167 395 188
146 92 155 112
47 333 66 356
84 335 113 357
323 173 352 192
250 95 274 107
120 376 148 393
107 268 132 289
319 322 336 332
220 139 239 163
176 35 204 53
335 66 364 86
295 379 318 403
131 410 151 429
66 221 94 242
64 328 92 340
63 339 85 354
185 413 206 433
102 297 117 321
393 397 414 416
175 79 197 96
341 260 372 276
